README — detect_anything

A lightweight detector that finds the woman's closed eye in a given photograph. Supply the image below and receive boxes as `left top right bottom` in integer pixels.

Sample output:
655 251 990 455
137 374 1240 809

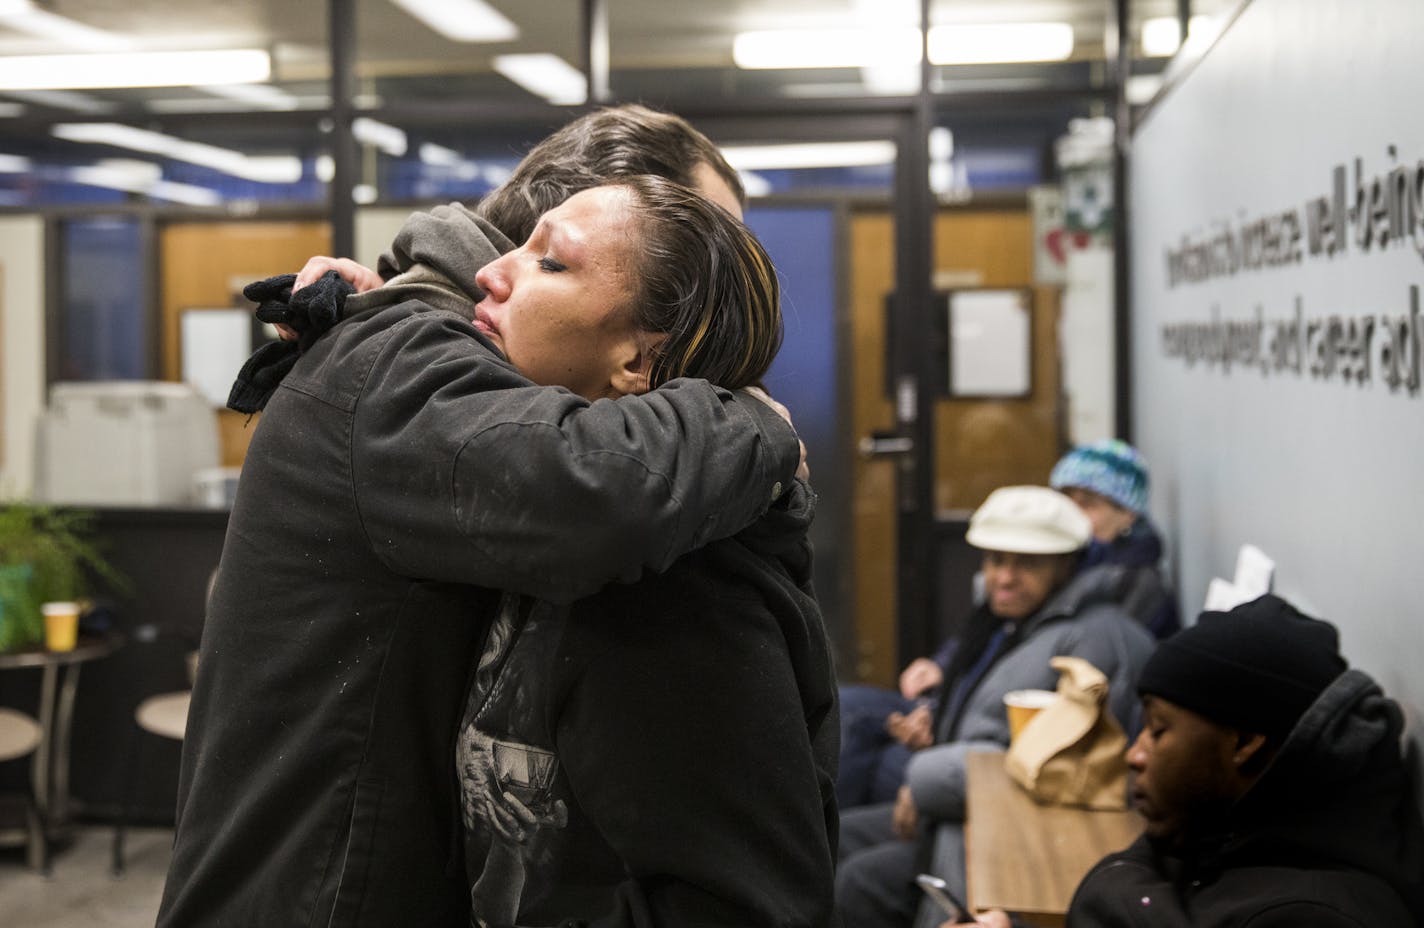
538 256 567 272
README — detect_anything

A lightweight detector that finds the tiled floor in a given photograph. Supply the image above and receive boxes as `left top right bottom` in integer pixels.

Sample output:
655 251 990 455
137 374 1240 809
0 826 171 927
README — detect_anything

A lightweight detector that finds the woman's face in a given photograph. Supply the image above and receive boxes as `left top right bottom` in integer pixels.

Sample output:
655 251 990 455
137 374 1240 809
473 185 648 401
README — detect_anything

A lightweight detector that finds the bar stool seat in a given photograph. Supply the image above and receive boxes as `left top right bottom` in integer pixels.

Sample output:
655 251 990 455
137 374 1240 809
112 690 191 876
0 707 48 873
0 708 41 760
135 693 190 742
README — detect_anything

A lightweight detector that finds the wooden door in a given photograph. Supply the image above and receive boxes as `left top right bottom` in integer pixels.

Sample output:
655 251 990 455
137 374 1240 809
160 221 331 466
848 205 1063 684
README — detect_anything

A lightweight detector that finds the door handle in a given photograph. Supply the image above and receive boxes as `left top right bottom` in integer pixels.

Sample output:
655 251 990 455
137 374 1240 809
858 431 914 458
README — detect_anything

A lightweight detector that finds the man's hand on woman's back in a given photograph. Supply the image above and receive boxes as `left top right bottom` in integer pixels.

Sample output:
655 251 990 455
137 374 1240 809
295 256 384 294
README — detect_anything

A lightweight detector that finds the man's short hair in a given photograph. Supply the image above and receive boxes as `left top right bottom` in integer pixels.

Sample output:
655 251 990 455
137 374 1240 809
1138 593 1347 740
477 104 744 245
965 485 1092 555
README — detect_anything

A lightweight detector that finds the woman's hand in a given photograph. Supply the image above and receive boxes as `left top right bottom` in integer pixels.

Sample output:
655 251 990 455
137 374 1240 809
262 257 382 342
741 386 809 482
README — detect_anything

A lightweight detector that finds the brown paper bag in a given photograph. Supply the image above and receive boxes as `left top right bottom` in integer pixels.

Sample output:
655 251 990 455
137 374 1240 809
1003 655 1128 810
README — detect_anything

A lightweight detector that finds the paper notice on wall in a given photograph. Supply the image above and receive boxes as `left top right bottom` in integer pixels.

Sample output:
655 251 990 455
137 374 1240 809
1201 544 1275 613
1233 544 1276 600
1203 577 1247 612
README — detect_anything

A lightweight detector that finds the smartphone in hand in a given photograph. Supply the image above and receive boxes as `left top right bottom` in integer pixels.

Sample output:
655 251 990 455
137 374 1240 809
916 873 970 923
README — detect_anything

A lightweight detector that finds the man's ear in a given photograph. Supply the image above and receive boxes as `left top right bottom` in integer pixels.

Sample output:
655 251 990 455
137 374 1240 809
1232 731 1269 768
610 331 667 397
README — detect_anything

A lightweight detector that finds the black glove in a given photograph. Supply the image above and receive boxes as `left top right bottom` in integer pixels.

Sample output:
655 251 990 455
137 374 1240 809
227 271 357 413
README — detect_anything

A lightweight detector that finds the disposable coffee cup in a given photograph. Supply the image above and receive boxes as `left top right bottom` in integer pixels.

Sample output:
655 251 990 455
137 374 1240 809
1003 688 1057 741
41 601 80 652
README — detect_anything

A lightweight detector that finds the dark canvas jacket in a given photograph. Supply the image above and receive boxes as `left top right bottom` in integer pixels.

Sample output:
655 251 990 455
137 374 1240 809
158 206 800 927
1068 669 1424 927
456 481 838 927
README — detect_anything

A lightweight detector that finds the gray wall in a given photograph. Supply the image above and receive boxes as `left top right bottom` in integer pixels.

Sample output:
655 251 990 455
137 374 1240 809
1130 0 1424 714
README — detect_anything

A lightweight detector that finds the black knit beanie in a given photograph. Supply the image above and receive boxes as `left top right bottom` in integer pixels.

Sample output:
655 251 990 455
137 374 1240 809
1137 593 1347 740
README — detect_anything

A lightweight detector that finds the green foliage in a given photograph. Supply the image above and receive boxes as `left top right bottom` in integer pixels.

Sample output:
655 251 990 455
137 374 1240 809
0 503 125 650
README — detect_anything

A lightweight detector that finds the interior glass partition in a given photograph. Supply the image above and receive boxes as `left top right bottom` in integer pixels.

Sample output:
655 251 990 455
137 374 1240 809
57 217 148 381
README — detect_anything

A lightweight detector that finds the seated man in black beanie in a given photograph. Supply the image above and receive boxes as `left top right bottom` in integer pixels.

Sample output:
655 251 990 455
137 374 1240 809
1073 593 1424 925
948 593 1424 927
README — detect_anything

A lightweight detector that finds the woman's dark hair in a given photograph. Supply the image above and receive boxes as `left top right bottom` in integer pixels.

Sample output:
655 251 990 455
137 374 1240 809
608 175 780 391
478 104 744 245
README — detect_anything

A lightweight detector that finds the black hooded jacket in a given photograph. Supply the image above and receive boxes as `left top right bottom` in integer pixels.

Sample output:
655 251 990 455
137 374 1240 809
1068 669 1424 926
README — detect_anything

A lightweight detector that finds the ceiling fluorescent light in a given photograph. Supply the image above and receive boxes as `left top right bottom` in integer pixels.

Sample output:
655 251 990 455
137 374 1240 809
718 141 896 171
1125 74 1165 105
2 88 113 113
1140 17 1182 57
734 28 920 70
198 83 300 110
0 1 133 51
734 23 1073 69
0 49 270 91
1141 16 1213 57
0 153 31 172
389 0 518 42
418 142 462 166
738 171 772 198
67 162 221 206
53 122 301 183
861 62 920 95
493 54 586 105
353 117 408 157
927 23 1074 65
151 91 325 115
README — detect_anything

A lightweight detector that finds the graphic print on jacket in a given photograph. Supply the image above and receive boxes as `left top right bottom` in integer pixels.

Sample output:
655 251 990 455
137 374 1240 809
456 592 623 926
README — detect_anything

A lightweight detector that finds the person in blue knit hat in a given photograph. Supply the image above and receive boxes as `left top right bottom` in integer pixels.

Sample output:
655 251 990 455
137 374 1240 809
1050 439 1179 639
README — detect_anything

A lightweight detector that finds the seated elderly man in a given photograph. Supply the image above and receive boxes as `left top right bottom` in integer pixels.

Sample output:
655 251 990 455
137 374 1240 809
836 485 1156 928
838 444 1175 812
948 594 1424 927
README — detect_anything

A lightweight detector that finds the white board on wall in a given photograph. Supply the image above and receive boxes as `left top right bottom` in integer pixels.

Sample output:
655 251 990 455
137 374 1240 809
1130 0 1424 712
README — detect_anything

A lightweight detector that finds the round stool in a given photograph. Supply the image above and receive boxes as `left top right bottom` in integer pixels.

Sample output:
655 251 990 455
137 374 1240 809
0 707 47 873
0 708 41 761
112 691 190 876
135 693 190 742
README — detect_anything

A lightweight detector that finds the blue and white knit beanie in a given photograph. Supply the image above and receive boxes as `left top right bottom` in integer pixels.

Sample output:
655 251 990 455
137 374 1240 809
1049 439 1149 514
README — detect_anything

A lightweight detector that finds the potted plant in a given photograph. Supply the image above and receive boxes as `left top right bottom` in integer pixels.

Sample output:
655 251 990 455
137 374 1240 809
0 502 124 651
